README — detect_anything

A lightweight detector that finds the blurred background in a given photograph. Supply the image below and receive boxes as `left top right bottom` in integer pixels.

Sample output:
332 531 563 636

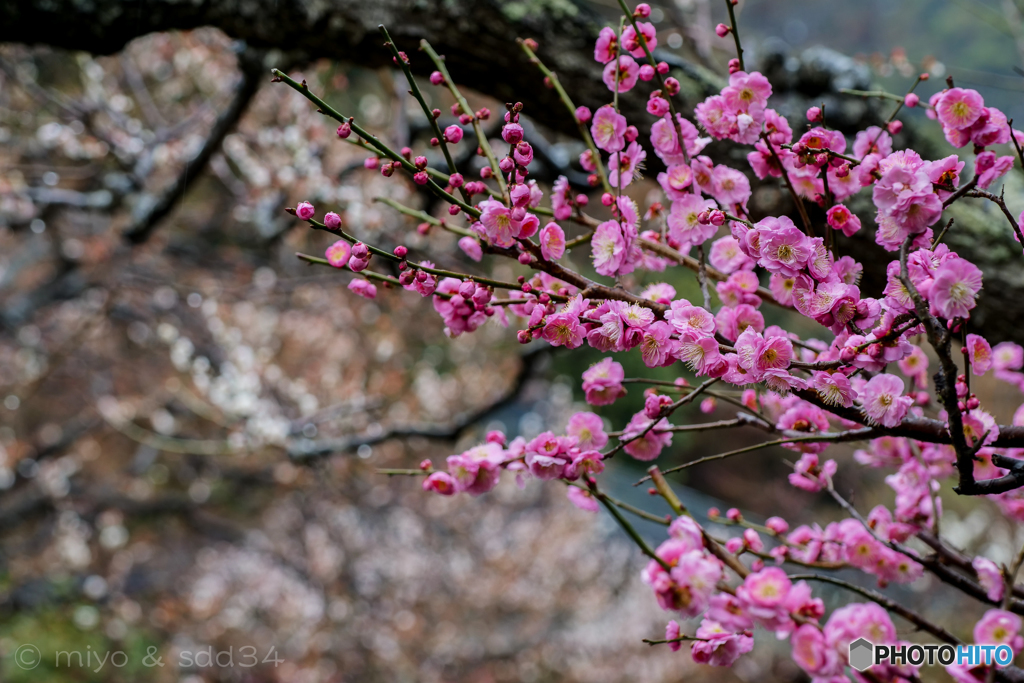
2 1 1024 681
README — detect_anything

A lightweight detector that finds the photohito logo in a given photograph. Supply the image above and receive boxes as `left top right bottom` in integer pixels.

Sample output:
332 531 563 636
849 638 1014 671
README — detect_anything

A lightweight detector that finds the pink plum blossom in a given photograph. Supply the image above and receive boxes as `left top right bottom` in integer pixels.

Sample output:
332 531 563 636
862 374 913 428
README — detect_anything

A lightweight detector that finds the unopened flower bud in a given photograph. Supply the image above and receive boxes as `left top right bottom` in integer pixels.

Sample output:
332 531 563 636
336 122 351 138
710 210 725 226
727 58 741 74
967 396 980 410
448 205 460 215
518 252 532 265
429 71 444 85
635 3 651 17
401 147 413 159
393 245 408 258
904 93 920 107
888 120 903 134
501 123 524 144
575 194 589 206
414 155 428 170
444 124 464 143
449 173 464 188
413 171 429 185
663 77 680 95
624 125 638 142
575 105 592 123
656 61 669 74
296 201 315 220
601 193 614 206
381 161 395 177
715 23 730 37
430 137 440 147
476 107 491 120
432 108 441 119
806 106 823 122
324 212 342 229
480 167 493 179
517 330 532 344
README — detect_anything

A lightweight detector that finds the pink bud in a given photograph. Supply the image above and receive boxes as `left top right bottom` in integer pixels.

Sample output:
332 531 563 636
635 3 651 18
448 205 460 215
710 210 725 226
449 173 464 188
444 124 464 143
967 396 980 410
518 252 532 265
430 137 440 147
639 64 655 81
501 123 524 144
348 256 369 272
647 96 670 116
364 157 379 170
726 508 742 521
664 77 680 95
324 211 342 229
393 245 408 258
806 106 822 122
904 93 920 108
575 105 592 123
485 430 506 446
400 146 413 159
413 171 429 185
725 537 743 554
765 517 789 534
656 61 669 74
727 58 741 74
380 161 395 177
887 120 903 134
498 156 515 173
624 125 638 142
601 193 614 206
414 155 428 169
575 194 589 206
476 107 491 120
429 71 444 85
517 330 532 344
707 507 720 519
296 201 315 220
419 459 432 470
336 123 351 138
715 23 730 37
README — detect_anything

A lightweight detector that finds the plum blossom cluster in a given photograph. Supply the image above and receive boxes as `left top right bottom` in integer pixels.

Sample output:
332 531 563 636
274 6 1024 680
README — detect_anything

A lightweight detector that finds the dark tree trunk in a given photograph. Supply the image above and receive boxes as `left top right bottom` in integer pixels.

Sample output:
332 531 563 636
4 0 1023 342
